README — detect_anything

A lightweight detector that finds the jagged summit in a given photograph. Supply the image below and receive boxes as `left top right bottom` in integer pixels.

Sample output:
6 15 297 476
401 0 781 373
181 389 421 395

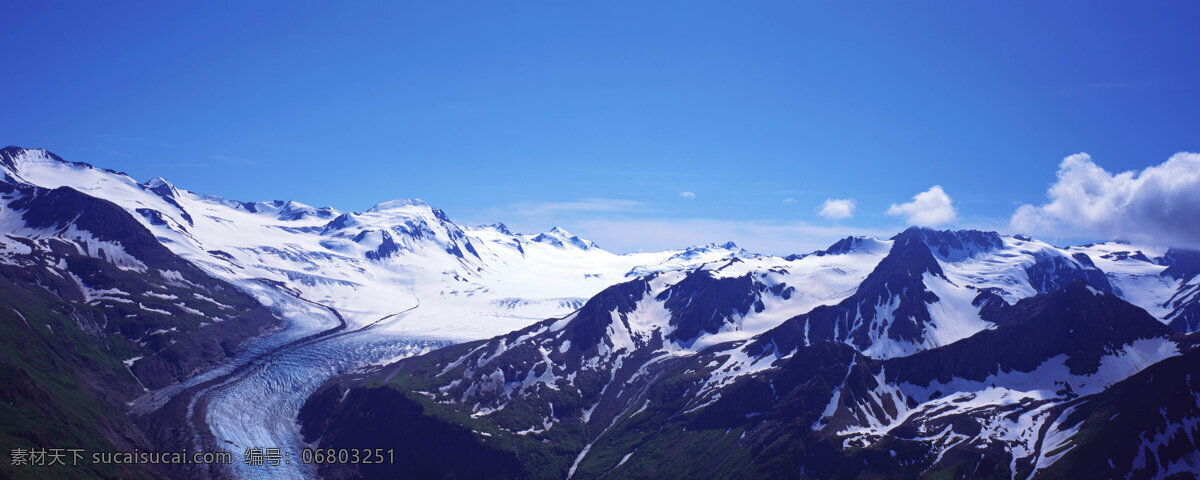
1160 248 1200 280
144 176 173 188
664 241 751 264
487 222 513 235
366 198 430 212
1 146 65 163
143 176 179 199
679 241 741 252
277 200 336 220
815 235 890 256
1 146 98 172
530 226 599 250
0 145 28 169
696 241 738 250
888 226 1005 261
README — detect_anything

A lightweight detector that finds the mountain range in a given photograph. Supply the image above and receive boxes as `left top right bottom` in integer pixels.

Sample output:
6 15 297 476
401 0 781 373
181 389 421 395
1 146 1198 479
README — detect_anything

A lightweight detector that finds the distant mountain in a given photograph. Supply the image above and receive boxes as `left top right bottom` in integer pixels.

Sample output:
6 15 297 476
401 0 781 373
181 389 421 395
0 146 758 341
529 226 600 250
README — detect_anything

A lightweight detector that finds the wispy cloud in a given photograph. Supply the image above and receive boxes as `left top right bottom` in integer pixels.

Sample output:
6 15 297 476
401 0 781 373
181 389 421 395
213 153 258 165
1052 75 1199 96
508 198 643 218
1057 81 1136 95
149 162 210 168
679 191 696 199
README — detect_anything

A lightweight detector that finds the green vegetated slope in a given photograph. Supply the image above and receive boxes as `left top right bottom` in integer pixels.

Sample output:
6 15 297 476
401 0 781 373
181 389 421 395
0 184 280 479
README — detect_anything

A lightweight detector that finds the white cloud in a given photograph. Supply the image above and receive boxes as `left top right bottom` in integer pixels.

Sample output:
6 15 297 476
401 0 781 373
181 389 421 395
679 191 696 199
782 198 796 204
1011 152 1200 248
818 198 856 220
886 185 957 226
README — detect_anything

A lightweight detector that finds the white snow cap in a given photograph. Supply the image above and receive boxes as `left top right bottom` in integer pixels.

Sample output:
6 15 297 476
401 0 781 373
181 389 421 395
367 199 430 212
531 226 599 249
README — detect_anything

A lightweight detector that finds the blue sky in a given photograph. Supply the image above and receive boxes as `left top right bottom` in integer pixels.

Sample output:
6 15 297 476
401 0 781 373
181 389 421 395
3 2 1199 253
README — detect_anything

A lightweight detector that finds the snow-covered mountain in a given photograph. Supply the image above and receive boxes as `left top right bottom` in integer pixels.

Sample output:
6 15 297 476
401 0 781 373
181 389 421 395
1 146 753 341
0 147 283 388
300 226 1200 479
0 146 780 479
4 145 1200 479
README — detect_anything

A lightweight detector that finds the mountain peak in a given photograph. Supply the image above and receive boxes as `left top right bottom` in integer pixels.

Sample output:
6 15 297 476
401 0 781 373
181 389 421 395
0 146 25 170
1 146 70 171
145 176 173 188
680 241 741 252
892 227 1003 261
367 198 429 213
1157 248 1200 281
815 235 889 256
531 226 599 250
142 177 179 200
488 222 513 235
278 200 336 220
